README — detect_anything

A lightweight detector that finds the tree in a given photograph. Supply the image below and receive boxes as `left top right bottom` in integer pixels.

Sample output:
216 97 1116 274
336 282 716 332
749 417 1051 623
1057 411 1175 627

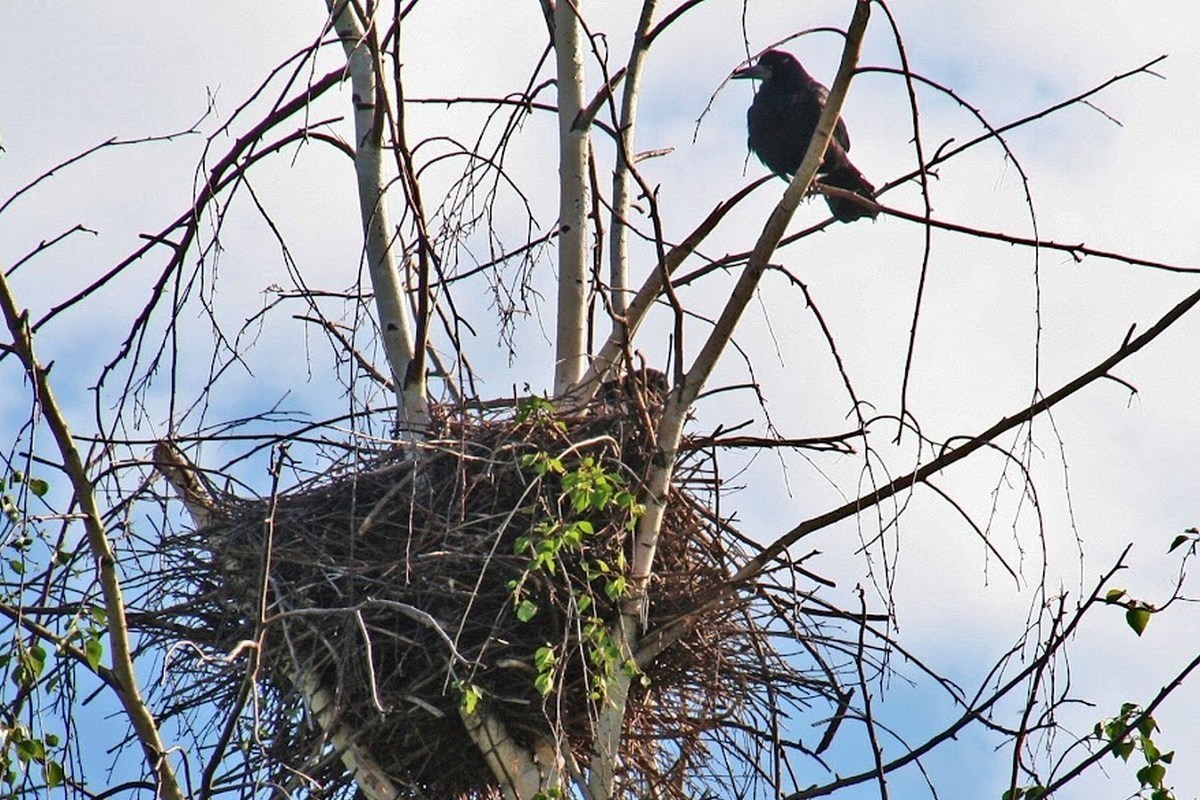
2 2 1198 799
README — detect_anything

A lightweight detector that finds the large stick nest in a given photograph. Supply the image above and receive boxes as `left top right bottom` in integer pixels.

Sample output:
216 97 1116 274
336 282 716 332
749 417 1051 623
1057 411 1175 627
142 376 841 799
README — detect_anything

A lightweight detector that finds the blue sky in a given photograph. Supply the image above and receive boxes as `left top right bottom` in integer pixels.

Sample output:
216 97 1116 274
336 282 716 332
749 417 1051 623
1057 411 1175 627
2 1 1200 798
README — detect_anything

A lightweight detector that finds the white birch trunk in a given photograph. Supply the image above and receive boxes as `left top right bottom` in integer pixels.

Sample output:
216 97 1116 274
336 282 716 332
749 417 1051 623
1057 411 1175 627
609 0 658 317
327 0 427 431
553 0 591 393
460 707 563 800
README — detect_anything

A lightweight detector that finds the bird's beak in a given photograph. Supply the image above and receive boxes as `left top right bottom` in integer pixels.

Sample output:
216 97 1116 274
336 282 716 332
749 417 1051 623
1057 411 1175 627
732 62 768 81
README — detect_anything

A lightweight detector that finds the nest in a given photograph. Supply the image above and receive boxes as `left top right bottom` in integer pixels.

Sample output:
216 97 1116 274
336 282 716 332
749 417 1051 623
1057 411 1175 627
142 376 842 799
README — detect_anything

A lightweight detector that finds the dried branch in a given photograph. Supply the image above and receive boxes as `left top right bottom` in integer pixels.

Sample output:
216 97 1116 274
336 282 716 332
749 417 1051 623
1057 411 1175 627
153 439 403 800
570 176 768 408
787 550 1132 799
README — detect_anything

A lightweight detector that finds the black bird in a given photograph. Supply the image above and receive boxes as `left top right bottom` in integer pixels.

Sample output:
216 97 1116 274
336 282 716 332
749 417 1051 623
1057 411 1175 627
733 50 877 223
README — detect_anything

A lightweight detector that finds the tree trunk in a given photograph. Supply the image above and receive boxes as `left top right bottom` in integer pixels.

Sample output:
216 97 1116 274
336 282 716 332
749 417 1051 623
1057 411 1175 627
553 0 591 393
327 0 427 431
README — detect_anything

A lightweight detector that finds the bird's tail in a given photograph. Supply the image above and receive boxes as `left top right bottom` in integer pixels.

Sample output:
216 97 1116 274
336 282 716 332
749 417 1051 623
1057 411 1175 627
819 164 878 223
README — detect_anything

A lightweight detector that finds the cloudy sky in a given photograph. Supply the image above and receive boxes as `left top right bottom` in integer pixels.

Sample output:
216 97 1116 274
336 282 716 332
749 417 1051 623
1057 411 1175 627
3 1 1199 798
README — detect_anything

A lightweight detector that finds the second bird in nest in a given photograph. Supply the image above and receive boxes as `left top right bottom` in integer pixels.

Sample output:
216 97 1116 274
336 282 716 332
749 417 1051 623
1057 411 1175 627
733 49 878 223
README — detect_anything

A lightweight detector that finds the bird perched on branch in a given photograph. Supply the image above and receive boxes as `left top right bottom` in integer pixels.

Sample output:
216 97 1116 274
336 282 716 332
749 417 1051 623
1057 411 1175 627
733 49 877 223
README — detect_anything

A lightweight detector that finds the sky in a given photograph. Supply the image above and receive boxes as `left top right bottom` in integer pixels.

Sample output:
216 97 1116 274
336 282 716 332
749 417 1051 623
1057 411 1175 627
2 1 1200 798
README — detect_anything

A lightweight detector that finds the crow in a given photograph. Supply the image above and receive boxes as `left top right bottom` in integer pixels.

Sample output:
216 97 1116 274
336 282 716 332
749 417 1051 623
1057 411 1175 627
733 49 877 222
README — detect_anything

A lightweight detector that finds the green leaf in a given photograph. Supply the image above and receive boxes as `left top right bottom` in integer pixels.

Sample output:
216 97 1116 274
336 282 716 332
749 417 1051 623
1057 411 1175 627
44 734 59 748
1137 715 1158 737
85 637 103 671
27 479 49 498
1142 738 1161 762
7 559 24 575
534 646 556 671
515 396 556 423
1114 740 1136 761
17 737 44 763
516 599 538 623
561 525 583 549
43 760 64 788
1169 534 1190 552
1137 763 1166 789
534 671 554 696
1126 607 1151 636
29 645 47 676
459 683 483 715
1105 588 1127 603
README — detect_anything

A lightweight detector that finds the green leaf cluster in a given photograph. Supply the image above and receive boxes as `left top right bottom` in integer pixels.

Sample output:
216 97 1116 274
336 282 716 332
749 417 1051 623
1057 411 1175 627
1 722 66 791
533 645 557 696
2 470 49 526
508 448 647 700
1095 703 1177 800
515 396 566 432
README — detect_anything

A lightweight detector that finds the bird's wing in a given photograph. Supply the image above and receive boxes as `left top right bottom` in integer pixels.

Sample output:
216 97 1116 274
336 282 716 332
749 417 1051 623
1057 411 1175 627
811 80 852 151
834 116 851 151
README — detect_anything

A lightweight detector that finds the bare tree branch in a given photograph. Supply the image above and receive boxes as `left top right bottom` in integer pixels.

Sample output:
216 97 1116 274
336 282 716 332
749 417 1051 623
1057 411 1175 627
0 283 185 800
591 4 873 796
154 440 404 800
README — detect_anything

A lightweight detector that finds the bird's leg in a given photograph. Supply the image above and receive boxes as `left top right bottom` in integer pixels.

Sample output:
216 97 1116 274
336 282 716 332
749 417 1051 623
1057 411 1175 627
815 181 881 218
